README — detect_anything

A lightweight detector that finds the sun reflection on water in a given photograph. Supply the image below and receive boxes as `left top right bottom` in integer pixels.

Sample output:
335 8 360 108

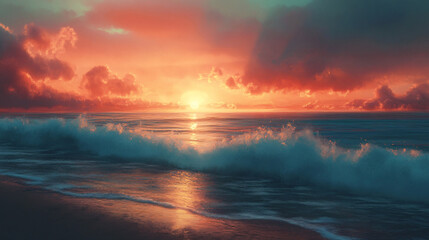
189 113 199 147
79 169 213 232
168 170 207 230
190 122 198 130
189 113 197 120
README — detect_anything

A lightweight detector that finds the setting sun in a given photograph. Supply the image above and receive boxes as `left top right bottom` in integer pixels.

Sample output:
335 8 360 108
189 101 200 110
181 91 208 111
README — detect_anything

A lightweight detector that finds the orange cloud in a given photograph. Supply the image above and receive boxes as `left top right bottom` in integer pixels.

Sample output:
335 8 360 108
0 23 171 112
225 77 239 89
23 23 77 57
82 66 140 98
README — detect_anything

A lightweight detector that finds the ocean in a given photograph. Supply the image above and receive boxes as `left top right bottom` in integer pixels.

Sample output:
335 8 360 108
0 112 428 240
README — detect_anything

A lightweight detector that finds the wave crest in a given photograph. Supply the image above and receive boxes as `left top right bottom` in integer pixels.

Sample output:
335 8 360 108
0 117 428 202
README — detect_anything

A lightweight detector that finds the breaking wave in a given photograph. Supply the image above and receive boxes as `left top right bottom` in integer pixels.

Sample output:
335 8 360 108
0 117 428 203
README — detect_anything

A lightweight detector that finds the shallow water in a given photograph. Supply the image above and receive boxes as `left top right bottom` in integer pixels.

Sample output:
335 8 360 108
0 112 428 240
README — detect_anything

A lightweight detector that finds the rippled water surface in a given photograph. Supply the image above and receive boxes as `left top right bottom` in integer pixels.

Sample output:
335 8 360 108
0 112 428 240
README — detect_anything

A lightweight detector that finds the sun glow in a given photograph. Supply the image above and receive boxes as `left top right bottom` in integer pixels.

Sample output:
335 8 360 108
190 101 200 110
181 91 208 111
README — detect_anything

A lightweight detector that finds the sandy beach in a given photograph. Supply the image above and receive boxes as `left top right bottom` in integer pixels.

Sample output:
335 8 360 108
0 176 325 240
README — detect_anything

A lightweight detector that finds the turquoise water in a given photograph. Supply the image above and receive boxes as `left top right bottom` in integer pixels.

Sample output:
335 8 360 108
0 112 428 239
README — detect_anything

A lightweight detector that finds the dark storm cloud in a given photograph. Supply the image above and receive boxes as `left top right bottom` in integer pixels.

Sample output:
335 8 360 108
242 0 429 94
347 83 429 111
0 23 83 109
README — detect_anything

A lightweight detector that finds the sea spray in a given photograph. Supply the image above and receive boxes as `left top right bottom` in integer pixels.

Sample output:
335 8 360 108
0 117 428 203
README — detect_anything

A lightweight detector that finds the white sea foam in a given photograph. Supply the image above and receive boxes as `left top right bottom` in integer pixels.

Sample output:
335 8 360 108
0 117 428 203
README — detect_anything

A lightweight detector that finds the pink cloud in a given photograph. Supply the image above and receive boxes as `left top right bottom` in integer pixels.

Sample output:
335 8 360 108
347 83 429 111
0 23 165 111
82 66 140 98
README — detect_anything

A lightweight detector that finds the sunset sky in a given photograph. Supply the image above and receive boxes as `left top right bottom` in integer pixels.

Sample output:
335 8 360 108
1 0 428 112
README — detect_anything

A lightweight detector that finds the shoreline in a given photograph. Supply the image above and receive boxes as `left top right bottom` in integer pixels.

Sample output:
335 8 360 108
0 176 326 240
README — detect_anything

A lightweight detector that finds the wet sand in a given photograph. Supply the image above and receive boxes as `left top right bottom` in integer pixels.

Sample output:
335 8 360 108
0 176 325 240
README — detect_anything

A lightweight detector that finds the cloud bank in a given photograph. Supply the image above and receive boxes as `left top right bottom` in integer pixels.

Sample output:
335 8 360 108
0 23 168 111
348 84 429 111
242 0 429 94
